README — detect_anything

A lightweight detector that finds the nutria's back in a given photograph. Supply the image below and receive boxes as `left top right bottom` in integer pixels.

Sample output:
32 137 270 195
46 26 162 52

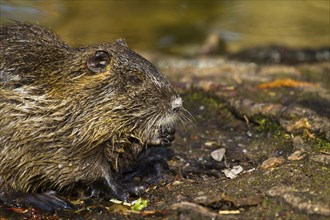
0 22 188 199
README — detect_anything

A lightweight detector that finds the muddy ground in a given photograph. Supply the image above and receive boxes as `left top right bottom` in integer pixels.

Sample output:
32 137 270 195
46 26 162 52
1 54 329 219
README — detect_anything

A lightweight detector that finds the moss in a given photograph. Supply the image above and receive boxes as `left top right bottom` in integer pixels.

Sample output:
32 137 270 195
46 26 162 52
255 118 290 140
305 134 330 153
183 89 222 112
182 89 233 124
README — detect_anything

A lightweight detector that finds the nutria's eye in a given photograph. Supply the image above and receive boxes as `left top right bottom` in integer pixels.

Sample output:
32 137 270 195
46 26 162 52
87 50 111 73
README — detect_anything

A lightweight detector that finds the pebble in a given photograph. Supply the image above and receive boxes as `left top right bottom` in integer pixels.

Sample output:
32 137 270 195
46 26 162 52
288 150 307 161
261 156 286 170
210 148 226 162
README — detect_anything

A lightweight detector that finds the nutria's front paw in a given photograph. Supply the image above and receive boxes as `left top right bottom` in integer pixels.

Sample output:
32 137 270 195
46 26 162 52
148 126 176 147
119 147 174 184
88 178 128 202
88 171 148 202
88 179 146 202
88 183 146 202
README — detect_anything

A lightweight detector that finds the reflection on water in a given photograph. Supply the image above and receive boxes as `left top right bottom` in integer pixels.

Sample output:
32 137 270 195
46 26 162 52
1 0 329 54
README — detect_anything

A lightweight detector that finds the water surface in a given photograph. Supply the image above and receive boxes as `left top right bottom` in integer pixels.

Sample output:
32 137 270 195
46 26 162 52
1 0 329 54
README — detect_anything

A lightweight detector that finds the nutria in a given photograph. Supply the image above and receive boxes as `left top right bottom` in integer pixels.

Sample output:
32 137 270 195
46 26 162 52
0 22 189 209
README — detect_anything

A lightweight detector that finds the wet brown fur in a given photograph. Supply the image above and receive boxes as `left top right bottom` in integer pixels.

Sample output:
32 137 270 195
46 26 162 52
0 23 188 194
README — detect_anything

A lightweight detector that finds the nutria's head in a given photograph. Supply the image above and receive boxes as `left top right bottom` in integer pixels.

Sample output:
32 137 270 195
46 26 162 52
63 40 188 147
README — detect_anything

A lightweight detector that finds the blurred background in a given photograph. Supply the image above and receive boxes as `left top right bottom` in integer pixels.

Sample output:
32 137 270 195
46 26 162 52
1 0 329 55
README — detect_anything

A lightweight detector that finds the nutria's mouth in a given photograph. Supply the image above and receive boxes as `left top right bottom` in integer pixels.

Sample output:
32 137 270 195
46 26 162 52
146 125 176 147
143 106 193 147
128 105 193 147
126 125 175 147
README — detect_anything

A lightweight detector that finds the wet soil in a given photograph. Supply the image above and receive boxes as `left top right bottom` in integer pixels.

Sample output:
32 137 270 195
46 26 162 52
1 55 329 219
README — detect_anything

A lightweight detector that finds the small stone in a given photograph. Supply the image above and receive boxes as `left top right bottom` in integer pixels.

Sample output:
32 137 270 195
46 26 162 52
210 148 226 162
288 150 306 161
261 156 285 170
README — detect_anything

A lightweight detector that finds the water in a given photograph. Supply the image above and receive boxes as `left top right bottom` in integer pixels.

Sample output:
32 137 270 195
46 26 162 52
1 0 329 54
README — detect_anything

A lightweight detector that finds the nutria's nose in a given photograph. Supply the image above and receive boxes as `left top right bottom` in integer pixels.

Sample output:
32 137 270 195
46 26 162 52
171 96 182 112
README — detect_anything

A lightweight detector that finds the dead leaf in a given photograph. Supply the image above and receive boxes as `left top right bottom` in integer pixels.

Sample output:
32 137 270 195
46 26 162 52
286 118 311 132
257 79 318 89
222 165 243 179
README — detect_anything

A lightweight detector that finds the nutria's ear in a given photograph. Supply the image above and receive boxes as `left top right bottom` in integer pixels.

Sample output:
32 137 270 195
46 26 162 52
87 50 111 73
115 39 127 47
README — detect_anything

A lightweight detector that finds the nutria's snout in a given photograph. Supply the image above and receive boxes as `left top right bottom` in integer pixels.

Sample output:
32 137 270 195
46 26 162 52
143 95 192 147
171 96 183 113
